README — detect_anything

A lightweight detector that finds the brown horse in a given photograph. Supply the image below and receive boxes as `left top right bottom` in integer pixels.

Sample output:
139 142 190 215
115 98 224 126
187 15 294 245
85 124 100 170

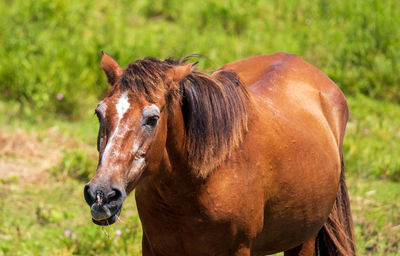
84 52 355 256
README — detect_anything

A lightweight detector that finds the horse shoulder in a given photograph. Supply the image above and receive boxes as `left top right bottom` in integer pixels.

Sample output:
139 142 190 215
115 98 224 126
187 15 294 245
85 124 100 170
197 163 266 239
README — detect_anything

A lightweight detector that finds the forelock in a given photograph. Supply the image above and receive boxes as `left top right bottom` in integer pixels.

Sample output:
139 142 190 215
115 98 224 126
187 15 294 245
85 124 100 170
119 58 175 101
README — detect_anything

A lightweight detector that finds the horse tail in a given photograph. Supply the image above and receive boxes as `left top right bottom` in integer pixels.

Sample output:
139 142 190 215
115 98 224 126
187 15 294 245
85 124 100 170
315 155 356 255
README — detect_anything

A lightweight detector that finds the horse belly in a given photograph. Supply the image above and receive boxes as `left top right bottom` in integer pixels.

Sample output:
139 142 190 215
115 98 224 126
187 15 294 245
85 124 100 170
241 114 341 254
252 156 340 254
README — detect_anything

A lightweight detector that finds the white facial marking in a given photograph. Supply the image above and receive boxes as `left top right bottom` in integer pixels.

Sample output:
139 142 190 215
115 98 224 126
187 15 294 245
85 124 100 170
101 92 130 163
99 94 149 182
116 92 130 119
132 142 139 154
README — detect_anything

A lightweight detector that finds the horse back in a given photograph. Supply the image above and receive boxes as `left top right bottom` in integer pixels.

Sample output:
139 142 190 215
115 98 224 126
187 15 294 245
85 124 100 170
217 52 349 150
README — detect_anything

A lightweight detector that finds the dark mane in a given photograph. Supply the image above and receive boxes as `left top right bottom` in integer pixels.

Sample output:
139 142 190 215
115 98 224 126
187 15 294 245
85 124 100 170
180 70 249 177
119 58 250 178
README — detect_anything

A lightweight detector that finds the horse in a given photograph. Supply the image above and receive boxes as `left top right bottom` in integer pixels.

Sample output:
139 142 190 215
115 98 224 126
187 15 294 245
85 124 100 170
84 51 355 256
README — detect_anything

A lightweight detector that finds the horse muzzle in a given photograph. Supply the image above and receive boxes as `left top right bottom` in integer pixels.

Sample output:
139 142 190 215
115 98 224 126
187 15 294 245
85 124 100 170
84 183 126 226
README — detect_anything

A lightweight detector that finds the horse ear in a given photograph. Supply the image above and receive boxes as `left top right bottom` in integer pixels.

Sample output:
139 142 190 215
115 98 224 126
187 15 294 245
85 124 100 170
101 51 123 85
165 61 199 84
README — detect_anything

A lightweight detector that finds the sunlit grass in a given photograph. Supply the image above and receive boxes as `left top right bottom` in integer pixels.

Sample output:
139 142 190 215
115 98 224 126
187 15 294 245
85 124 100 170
348 176 400 255
0 179 143 255
344 95 400 181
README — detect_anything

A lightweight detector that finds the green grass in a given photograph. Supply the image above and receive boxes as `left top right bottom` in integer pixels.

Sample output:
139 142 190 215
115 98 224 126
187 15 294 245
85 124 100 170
0 179 143 255
0 101 98 145
0 0 399 117
348 176 400 255
344 95 400 181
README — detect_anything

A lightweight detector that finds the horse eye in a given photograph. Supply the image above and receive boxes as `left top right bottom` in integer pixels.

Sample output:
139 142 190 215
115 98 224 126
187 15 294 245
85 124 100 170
145 116 159 128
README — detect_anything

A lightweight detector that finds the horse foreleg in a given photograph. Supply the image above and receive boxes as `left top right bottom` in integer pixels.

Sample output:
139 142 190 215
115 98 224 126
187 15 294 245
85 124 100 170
283 235 317 256
232 242 251 256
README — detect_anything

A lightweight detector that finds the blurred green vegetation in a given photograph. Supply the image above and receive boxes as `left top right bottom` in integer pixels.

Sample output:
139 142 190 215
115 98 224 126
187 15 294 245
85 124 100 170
52 149 97 181
344 95 400 181
0 0 399 118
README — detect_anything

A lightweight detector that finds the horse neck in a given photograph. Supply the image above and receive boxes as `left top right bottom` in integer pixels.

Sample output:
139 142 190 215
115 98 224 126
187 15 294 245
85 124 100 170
164 102 191 175
146 102 201 205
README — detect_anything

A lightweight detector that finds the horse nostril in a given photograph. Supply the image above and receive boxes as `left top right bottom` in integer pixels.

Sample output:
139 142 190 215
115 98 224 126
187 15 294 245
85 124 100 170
85 184 125 207
107 188 123 202
84 184 95 206
107 190 116 199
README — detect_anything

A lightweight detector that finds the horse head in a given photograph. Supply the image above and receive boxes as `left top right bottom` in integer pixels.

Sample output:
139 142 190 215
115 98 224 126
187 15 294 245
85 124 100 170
84 52 194 225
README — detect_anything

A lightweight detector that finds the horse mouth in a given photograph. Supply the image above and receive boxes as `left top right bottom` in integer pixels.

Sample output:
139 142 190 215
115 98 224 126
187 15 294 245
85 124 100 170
92 214 118 226
91 206 122 226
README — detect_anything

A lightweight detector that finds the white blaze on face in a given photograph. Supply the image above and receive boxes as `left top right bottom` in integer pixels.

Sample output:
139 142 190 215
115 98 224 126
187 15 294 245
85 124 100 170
99 96 158 183
102 92 131 163
132 142 139 154
116 92 130 119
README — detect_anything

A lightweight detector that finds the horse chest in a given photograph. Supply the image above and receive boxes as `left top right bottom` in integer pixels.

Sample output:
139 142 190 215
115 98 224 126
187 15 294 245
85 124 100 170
136 181 262 255
137 201 242 255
